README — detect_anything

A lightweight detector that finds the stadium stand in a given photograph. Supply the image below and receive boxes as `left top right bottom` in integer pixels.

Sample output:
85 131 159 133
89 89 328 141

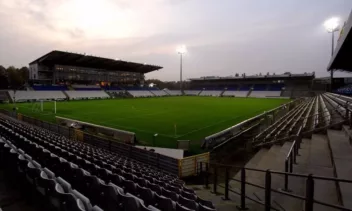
7 90 67 102
268 83 285 91
150 90 169 97
184 90 201 96
164 90 182 96
32 85 68 91
222 90 248 97
249 91 281 98
127 90 154 98
0 91 9 102
336 84 352 95
72 85 101 91
239 84 252 91
64 91 110 100
199 90 222 97
102 86 123 91
0 114 215 211
198 93 352 210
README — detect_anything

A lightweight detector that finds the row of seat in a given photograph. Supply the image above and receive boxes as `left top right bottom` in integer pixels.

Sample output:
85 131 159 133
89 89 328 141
0 115 215 210
253 93 349 147
0 133 103 211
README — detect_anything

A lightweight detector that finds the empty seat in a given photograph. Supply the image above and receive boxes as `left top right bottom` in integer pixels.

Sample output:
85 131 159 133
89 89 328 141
137 185 155 206
199 204 216 211
162 188 179 201
197 197 215 209
176 203 194 211
178 195 198 211
155 193 175 210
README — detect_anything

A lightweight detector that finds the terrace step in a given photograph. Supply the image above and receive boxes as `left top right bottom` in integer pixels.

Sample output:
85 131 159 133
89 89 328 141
327 129 352 209
251 142 302 211
295 134 339 211
238 144 284 210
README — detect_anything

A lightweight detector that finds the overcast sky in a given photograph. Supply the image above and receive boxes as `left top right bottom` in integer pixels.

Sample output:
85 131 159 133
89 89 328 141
0 0 351 81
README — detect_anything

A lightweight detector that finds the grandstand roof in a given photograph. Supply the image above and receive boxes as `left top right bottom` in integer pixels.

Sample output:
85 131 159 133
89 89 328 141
189 72 315 81
328 10 352 72
29 50 162 74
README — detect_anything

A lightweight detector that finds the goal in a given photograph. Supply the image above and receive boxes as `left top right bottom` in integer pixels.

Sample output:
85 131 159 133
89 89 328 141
31 100 57 114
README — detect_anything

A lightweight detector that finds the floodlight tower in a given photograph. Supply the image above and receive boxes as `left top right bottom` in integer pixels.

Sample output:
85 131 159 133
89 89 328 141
177 45 187 92
324 17 340 91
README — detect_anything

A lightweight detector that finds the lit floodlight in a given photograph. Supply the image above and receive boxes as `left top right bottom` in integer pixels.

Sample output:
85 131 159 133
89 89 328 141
177 45 187 54
324 17 339 32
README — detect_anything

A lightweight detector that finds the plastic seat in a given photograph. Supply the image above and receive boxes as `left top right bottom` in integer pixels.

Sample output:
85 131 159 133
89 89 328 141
57 177 72 193
162 188 178 201
197 197 215 209
198 204 216 211
109 173 123 186
55 184 81 211
181 190 197 201
137 185 155 206
155 193 175 211
141 203 161 211
26 162 41 185
178 195 198 211
121 193 144 211
97 167 111 182
82 175 102 205
136 177 147 187
149 183 162 195
176 203 194 211
122 171 134 181
72 189 93 211
122 179 137 195
96 181 121 211
92 205 104 211
167 185 181 194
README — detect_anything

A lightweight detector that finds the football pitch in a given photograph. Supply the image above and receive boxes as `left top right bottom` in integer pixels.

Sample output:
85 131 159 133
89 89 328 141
0 97 290 153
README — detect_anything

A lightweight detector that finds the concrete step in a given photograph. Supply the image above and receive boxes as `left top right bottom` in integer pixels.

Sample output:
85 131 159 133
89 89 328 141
228 145 282 208
296 134 339 211
342 125 352 145
254 142 304 211
327 129 352 209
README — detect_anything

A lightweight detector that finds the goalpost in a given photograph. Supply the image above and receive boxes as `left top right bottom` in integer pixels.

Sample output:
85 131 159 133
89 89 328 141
31 100 57 114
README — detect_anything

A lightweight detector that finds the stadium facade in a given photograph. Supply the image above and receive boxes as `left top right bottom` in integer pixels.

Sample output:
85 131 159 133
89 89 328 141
188 73 316 97
29 50 162 85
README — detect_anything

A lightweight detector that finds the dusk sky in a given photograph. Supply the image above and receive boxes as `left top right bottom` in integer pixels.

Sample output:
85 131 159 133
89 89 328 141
0 0 351 81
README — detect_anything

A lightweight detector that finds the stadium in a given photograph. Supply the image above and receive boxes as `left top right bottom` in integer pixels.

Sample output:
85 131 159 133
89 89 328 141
0 6 352 211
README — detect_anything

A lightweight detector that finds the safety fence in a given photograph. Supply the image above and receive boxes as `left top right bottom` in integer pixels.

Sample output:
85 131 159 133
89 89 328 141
198 162 352 211
203 99 301 149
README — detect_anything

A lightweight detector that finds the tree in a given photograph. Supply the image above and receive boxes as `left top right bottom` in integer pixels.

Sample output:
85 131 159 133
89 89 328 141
235 73 239 77
7 66 26 89
0 65 8 89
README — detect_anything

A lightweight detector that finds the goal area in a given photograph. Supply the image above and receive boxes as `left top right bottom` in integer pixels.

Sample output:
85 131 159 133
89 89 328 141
30 100 57 114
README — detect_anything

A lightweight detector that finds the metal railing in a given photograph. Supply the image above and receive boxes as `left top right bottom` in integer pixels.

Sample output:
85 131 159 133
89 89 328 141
198 162 352 211
284 126 302 191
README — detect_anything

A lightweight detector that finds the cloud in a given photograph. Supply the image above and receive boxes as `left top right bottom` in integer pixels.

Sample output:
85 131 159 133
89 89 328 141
0 0 352 80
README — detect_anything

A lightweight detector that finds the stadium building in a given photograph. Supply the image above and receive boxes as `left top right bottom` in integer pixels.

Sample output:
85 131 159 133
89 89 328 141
187 72 315 98
29 50 162 85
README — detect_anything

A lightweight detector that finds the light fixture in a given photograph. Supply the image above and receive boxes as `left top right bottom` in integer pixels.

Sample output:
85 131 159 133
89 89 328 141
324 17 340 32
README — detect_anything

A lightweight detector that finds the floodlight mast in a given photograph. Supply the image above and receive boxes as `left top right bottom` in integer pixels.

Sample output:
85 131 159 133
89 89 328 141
324 17 340 91
177 45 187 92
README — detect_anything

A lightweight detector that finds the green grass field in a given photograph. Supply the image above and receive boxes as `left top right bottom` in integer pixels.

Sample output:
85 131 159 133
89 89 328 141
0 97 290 153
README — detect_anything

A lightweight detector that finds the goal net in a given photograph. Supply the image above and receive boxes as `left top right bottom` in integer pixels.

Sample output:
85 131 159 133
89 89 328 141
31 100 57 114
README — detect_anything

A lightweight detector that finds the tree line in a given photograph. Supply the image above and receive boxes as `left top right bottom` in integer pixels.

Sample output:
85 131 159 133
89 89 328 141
0 65 187 90
0 65 29 90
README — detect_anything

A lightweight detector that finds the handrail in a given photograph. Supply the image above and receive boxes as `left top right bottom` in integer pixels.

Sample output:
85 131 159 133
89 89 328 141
283 126 303 191
198 162 352 211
